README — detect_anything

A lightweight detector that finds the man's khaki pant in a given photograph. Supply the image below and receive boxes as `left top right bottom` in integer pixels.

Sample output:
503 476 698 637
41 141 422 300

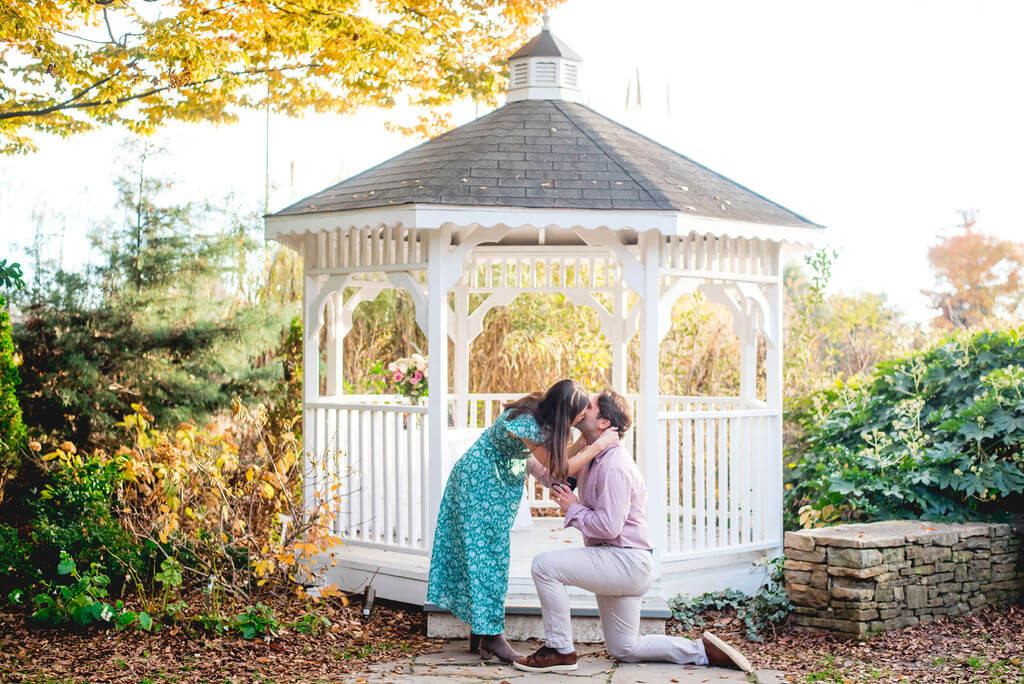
531 546 708 664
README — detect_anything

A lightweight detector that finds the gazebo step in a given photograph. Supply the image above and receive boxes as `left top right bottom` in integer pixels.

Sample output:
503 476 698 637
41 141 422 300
423 593 671 643
424 596 671 641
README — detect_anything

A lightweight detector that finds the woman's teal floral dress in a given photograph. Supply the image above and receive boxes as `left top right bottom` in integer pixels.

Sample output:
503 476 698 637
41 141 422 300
426 409 548 634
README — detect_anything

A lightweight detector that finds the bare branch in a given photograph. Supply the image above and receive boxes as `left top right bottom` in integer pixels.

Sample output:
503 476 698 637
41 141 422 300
102 8 120 46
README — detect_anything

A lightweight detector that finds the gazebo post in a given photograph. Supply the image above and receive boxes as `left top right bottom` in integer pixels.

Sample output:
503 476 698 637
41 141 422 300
426 227 452 546
611 285 629 392
638 232 668 560
764 259 785 547
325 294 344 397
737 301 757 403
302 268 323 517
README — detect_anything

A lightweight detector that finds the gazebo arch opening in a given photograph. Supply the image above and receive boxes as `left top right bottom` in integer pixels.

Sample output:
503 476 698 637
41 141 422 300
466 291 613 397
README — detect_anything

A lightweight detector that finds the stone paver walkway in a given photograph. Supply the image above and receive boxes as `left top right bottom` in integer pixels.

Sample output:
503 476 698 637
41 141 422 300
351 641 785 683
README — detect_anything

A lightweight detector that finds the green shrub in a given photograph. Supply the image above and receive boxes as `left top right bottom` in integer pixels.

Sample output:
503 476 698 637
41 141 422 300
30 446 148 585
0 294 27 495
0 523 34 590
786 327 1024 528
29 550 152 630
233 602 279 639
293 610 331 635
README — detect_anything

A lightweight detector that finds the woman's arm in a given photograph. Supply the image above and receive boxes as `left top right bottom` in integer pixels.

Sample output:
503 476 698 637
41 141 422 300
521 440 552 470
563 429 619 476
519 429 619 477
566 434 588 458
526 456 555 487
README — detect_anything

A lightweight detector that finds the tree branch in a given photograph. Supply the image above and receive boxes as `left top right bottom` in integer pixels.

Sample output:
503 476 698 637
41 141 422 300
0 63 316 122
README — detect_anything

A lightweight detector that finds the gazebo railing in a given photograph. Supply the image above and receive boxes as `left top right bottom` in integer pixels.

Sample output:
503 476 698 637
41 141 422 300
306 398 430 554
305 393 778 557
657 407 780 560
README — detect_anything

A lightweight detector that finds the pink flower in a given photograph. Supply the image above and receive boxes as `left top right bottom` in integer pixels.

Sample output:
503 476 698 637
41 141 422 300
392 370 404 383
411 370 423 384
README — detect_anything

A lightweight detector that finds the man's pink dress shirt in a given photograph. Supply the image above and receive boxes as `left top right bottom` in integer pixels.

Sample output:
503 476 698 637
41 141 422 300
527 442 652 550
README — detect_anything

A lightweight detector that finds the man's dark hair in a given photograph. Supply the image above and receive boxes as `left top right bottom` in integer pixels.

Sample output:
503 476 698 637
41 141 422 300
596 388 632 436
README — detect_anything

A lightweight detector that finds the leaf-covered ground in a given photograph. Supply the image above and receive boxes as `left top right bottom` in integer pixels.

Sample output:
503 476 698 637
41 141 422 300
2 600 1022 682
670 603 1024 683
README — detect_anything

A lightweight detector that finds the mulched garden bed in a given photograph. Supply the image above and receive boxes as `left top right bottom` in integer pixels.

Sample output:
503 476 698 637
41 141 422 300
0 596 438 683
670 603 1024 683
3 597 1022 683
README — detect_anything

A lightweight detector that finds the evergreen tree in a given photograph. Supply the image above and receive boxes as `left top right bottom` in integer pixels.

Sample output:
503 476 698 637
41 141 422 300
14 146 298 447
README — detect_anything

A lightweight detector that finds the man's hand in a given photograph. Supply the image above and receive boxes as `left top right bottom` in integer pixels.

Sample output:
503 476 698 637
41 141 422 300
551 483 579 513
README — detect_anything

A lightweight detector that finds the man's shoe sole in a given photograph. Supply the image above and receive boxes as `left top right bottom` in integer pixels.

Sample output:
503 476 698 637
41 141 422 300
702 631 754 673
512 662 578 673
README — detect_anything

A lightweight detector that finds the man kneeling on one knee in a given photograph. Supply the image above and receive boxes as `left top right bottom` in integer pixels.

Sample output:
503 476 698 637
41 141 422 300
515 389 753 674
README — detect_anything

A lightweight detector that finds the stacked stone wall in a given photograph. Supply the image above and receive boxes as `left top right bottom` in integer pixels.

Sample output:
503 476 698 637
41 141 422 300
784 521 1023 637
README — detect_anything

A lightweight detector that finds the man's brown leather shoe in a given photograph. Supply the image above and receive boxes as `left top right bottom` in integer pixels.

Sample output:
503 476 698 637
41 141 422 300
513 645 578 673
701 631 754 673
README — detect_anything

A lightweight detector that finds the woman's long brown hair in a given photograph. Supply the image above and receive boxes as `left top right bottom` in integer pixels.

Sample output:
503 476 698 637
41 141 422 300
505 379 588 482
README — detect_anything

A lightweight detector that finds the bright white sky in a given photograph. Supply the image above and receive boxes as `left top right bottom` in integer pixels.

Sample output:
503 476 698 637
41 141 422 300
2 0 1023 322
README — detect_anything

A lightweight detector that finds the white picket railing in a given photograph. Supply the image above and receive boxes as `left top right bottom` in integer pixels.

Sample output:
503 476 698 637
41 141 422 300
306 399 430 554
306 394 778 558
658 407 779 560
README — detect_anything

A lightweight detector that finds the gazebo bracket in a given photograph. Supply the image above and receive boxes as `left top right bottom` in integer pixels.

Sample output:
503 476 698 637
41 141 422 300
699 282 777 348
309 274 351 333
443 225 513 291
466 290 518 342
573 227 644 295
657 277 699 342
561 290 615 334
739 282 777 347
387 272 430 336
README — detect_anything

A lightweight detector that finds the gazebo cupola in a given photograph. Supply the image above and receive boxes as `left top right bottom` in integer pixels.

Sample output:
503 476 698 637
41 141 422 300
265 20 824 630
506 17 583 103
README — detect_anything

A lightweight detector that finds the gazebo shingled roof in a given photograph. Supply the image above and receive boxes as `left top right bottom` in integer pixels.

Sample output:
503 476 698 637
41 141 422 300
273 99 820 229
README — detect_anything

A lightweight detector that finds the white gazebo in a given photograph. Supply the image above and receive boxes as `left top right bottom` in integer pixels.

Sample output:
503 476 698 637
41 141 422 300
265 24 822 634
